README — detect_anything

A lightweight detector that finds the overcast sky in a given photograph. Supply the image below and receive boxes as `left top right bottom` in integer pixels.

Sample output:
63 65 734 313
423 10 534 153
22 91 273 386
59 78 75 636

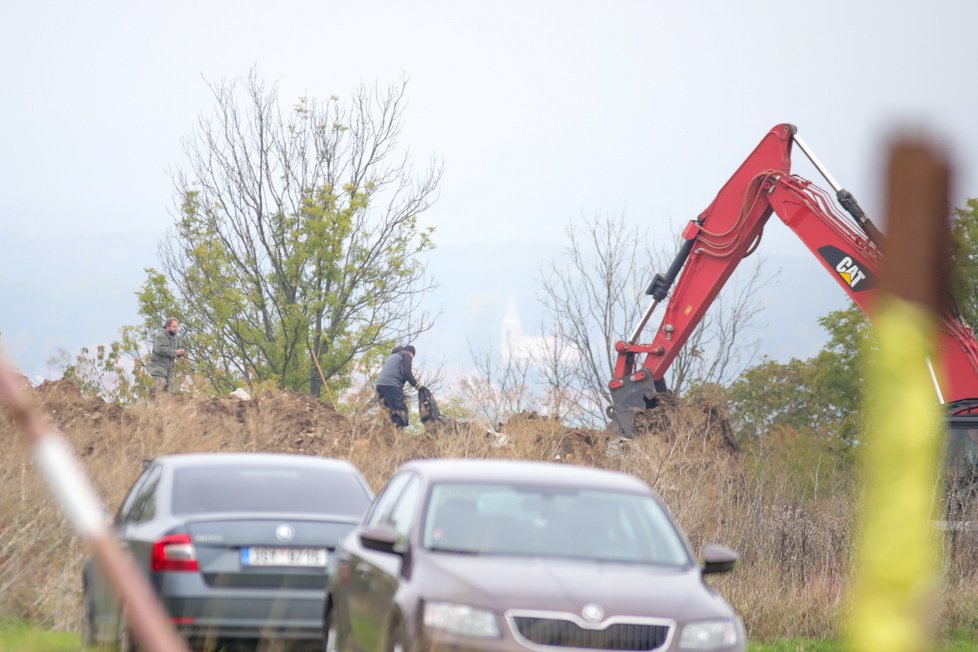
2 0 977 382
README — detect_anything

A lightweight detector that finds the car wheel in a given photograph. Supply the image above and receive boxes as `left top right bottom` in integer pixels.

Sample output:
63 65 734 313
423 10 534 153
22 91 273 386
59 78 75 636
323 605 339 652
80 589 96 647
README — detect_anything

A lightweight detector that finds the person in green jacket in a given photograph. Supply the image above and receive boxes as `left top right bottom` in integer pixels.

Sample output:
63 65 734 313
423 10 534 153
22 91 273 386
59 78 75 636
147 317 186 397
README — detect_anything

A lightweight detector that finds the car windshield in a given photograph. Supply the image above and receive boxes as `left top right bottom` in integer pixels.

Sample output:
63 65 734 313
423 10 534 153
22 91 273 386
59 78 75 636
422 482 691 567
171 465 370 516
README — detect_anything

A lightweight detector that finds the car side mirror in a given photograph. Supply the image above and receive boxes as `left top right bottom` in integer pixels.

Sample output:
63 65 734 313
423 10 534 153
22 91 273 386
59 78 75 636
360 526 402 556
701 543 738 574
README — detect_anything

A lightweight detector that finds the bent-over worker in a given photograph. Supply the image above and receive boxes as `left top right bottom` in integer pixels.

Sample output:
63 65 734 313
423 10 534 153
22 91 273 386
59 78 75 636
375 344 421 428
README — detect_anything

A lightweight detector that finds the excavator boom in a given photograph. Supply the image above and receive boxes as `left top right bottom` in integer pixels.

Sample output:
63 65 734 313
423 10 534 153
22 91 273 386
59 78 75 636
608 123 978 437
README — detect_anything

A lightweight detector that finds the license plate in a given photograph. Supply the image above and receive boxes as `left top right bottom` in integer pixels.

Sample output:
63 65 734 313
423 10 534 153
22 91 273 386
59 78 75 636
240 547 328 567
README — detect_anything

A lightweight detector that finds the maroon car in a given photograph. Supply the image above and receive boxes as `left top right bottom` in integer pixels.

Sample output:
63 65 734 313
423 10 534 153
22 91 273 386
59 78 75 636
324 458 745 652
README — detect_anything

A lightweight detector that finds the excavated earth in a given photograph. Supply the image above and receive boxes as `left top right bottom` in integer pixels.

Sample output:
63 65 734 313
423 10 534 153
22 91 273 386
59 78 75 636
0 377 744 630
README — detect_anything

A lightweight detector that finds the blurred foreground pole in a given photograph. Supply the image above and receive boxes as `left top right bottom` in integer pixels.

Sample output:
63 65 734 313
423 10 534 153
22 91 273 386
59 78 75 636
0 360 190 652
847 140 950 651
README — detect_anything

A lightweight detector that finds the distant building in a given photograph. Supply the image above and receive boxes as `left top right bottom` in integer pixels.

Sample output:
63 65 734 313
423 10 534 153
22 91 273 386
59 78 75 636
500 298 523 362
500 298 579 365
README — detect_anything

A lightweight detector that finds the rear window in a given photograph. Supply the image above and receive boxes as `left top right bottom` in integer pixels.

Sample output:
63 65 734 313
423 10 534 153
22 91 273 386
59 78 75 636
171 464 370 516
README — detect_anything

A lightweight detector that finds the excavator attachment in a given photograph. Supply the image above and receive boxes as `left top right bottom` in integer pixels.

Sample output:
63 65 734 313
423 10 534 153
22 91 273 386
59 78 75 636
606 372 663 439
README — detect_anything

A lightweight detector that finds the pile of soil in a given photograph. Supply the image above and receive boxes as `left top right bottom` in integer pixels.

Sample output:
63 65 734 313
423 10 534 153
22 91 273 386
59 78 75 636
29 378 356 456
23 379 739 466
0 377 744 632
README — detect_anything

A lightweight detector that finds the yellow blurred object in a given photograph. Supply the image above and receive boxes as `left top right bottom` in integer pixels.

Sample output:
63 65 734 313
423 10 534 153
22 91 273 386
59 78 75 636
848 297 943 651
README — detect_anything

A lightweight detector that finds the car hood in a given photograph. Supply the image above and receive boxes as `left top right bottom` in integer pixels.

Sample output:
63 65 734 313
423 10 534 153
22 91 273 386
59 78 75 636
415 553 734 621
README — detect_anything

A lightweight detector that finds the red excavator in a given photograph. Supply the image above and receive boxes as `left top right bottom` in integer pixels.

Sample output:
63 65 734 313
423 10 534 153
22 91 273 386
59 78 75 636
606 124 978 482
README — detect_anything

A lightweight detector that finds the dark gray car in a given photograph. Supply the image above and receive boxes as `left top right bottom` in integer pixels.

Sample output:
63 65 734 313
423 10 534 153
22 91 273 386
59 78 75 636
325 458 745 652
82 452 372 650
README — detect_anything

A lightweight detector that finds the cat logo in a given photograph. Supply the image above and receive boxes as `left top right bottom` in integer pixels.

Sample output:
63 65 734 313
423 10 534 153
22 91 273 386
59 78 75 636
817 245 876 292
835 256 867 288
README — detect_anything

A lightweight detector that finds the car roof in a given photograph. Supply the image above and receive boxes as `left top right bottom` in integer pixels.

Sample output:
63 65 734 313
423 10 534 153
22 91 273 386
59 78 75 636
399 458 651 493
152 452 359 472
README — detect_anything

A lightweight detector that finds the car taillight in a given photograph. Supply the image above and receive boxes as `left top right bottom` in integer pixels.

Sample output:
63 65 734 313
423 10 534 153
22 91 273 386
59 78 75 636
151 534 199 572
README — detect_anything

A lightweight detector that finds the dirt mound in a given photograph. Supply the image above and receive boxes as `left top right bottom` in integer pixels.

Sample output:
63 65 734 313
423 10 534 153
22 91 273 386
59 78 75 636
12 380 354 466
177 389 352 453
0 377 751 632
0 379 374 630
489 411 604 463
631 393 741 455
33 380 129 454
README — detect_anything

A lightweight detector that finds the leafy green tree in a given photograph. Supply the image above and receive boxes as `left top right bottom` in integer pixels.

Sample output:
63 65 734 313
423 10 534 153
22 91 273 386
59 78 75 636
809 304 868 433
47 317 171 403
949 198 978 329
48 342 136 403
726 303 868 447
143 72 440 395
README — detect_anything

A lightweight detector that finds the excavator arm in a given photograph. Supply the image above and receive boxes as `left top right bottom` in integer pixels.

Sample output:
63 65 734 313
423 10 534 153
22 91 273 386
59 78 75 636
608 123 978 437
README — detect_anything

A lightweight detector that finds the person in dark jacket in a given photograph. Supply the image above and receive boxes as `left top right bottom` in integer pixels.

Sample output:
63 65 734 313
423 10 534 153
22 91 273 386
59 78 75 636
147 317 186 398
375 344 421 428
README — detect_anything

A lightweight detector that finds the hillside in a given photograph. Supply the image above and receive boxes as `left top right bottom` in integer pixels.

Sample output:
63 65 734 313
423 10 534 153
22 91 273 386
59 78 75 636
2 378 975 642
0 379 739 625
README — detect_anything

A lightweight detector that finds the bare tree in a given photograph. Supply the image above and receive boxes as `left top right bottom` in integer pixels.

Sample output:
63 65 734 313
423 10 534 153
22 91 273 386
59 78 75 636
527 319 589 424
537 213 768 426
144 71 440 395
537 214 649 425
666 255 768 393
460 340 535 427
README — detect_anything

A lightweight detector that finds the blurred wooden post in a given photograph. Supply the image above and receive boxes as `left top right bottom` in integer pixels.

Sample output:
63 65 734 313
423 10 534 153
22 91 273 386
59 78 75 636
847 139 950 651
0 361 190 652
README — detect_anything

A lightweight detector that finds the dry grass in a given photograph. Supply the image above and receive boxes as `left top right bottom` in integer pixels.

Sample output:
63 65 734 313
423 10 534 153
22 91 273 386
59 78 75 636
2 379 978 643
